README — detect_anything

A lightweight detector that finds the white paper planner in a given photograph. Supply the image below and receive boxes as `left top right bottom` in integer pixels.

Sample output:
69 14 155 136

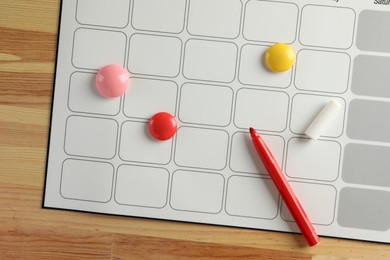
44 0 390 243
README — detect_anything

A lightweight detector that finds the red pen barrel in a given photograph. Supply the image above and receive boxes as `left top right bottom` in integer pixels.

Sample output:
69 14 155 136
264 154 320 246
249 128 320 247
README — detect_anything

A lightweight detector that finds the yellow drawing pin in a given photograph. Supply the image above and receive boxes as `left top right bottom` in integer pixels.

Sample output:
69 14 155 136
265 43 295 72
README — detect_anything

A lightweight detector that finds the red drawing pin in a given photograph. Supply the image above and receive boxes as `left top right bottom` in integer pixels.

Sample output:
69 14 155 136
148 112 177 141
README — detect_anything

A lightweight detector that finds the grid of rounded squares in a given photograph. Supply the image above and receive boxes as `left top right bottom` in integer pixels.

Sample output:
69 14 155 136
70 7 350 143
60 157 337 224
74 0 356 45
72 1 356 87
70 1 354 130
62 106 340 220
340 11 390 231
63 0 350 219
226 178 337 225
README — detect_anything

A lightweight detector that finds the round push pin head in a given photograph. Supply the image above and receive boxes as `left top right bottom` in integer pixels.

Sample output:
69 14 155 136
264 43 295 72
148 112 177 141
96 64 129 98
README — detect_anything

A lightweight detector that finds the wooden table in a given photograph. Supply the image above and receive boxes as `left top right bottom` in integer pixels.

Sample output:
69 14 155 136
1 1 390 259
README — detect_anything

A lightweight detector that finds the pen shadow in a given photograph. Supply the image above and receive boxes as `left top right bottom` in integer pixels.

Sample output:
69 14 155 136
244 134 312 248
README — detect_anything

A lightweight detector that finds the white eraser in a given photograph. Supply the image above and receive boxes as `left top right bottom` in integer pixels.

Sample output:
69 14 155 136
304 100 342 140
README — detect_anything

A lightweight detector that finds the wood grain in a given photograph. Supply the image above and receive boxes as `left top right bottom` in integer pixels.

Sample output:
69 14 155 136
1 0 390 259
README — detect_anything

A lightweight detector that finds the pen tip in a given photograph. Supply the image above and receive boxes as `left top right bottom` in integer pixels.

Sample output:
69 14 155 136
249 127 255 135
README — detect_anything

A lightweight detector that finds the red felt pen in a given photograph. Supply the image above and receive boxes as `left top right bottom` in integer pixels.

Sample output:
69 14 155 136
249 127 320 247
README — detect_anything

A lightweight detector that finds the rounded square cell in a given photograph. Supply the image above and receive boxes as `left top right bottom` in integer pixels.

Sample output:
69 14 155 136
179 83 233 127
357 10 390 54
342 143 390 188
226 176 279 219
230 132 284 175
338 187 390 231
300 5 355 49
174 127 229 170
124 78 177 119
351 55 390 99
347 99 390 143
119 121 172 165
243 0 298 43
239 44 292 88
132 0 186 33
115 164 169 208
128 34 182 77
285 138 341 182
290 94 345 137
76 0 130 28
68 72 121 116
170 170 225 214
61 159 114 203
234 88 289 132
187 0 242 39
183 39 237 83
72 28 126 70
295 50 350 94
64 116 118 159
281 182 336 225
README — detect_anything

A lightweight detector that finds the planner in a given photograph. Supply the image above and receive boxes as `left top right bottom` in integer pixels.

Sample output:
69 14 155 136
44 0 390 243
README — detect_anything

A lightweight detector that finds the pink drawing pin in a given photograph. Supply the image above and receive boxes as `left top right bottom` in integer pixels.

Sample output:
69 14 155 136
96 64 129 98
